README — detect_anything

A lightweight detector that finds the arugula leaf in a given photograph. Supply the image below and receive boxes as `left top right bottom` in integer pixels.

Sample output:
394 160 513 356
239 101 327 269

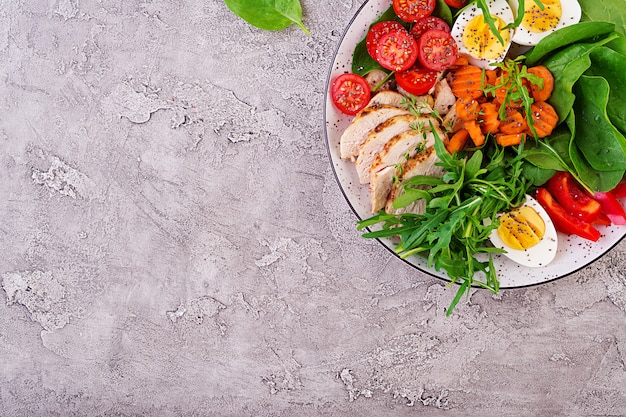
223 0 309 34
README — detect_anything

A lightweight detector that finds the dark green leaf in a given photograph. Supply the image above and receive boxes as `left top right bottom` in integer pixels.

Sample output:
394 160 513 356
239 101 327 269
572 75 626 172
224 0 309 34
524 21 616 66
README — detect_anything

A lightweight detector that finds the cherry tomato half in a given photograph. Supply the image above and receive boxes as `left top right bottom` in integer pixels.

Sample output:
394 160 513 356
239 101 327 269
366 21 405 59
331 73 371 116
395 65 438 95
392 0 436 23
374 29 419 72
417 29 458 71
443 0 470 9
410 16 450 40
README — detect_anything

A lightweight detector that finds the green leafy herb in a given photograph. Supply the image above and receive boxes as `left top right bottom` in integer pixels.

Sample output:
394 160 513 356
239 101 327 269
223 0 309 34
358 130 532 316
578 0 626 35
523 21 616 66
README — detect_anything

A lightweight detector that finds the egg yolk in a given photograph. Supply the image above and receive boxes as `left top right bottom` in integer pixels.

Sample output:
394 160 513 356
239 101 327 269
522 0 562 33
497 206 546 250
462 15 511 60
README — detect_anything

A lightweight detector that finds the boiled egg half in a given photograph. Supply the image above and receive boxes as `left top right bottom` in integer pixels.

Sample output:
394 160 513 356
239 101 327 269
488 194 558 267
508 0 582 46
450 0 515 68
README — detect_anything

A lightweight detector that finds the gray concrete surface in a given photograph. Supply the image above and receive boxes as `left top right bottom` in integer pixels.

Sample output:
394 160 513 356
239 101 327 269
1 1 625 416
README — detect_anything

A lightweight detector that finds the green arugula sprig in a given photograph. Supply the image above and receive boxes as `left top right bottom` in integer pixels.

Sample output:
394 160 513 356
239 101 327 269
468 0 545 46
483 58 544 138
357 128 532 316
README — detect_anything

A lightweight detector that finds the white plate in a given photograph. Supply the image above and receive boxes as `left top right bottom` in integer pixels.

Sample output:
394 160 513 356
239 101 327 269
323 0 626 288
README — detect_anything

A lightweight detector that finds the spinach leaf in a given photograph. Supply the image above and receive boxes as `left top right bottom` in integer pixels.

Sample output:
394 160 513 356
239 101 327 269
523 21 616 66
223 0 309 34
546 54 591 122
572 75 626 173
544 32 619 121
578 0 626 35
433 0 453 27
587 47 626 134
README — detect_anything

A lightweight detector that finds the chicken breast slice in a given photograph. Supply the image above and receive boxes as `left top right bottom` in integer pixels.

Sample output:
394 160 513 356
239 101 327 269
385 147 444 215
433 79 456 116
339 104 410 161
355 114 420 184
368 123 444 212
368 90 406 107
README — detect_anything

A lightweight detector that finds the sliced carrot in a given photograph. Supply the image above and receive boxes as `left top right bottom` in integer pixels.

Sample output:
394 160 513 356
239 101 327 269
499 108 528 135
464 120 485 146
478 102 500 134
527 66 554 102
448 66 484 100
447 129 470 153
484 69 498 87
529 101 558 138
495 133 525 147
456 97 479 121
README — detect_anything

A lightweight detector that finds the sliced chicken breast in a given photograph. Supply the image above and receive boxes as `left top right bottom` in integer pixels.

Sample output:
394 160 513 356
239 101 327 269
433 79 456 116
385 147 444 215
368 90 406 107
355 114 419 184
368 124 444 211
339 104 411 161
369 165 396 213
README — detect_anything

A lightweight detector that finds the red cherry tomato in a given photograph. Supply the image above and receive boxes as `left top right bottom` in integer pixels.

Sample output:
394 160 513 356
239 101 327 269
374 29 419 72
330 73 371 116
443 0 470 8
395 65 438 95
410 16 450 40
392 0 436 23
417 29 458 71
366 21 405 59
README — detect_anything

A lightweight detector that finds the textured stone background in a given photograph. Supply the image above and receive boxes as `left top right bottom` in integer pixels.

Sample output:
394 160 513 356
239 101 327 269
1 1 625 416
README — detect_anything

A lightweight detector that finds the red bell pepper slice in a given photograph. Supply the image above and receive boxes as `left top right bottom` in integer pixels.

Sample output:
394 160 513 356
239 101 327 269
546 172 602 221
536 188 601 242
610 182 626 199
593 191 626 225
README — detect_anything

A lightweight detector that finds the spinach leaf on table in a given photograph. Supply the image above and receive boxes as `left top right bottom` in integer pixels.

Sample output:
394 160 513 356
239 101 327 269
223 0 309 34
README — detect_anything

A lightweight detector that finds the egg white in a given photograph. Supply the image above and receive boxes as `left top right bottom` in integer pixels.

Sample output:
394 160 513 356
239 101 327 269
508 0 582 46
488 194 558 268
450 0 515 68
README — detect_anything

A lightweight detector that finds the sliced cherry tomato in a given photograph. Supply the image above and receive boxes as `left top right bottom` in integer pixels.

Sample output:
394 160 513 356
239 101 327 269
374 29 419 72
410 16 450 40
331 73 371 116
546 171 602 222
536 188 601 242
443 0 470 8
366 21 405 59
395 65 438 95
392 0 436 23
610 182 626 199
417 29 458 71
592 191 626 225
